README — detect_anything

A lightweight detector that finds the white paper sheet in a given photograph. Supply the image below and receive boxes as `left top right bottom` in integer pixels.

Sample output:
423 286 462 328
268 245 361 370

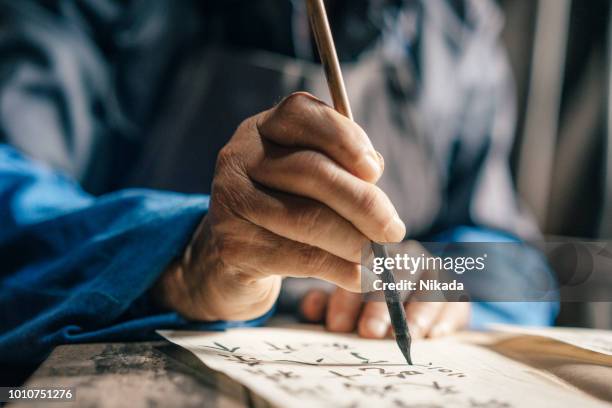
159 327 608 408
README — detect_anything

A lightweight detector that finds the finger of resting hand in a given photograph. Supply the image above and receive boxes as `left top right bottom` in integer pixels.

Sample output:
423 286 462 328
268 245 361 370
238 183 367 263
428 303 470 338
249 146 405 243
357 301 391 339
300 289 329 322
257 92 382 183
404 301 445 339
326 288 363 333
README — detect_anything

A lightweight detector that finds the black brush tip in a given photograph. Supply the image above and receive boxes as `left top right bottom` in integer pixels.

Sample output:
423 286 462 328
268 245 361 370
395 333 413 365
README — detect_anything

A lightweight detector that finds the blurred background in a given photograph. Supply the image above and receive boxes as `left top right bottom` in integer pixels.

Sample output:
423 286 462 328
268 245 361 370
498 0 611 328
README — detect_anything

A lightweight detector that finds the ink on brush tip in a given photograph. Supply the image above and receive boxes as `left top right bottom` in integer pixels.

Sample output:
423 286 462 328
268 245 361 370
396 333 413 365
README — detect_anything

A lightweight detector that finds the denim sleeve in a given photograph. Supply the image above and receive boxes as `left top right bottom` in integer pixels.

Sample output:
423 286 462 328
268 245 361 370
433 226 559 328
0 145 272 366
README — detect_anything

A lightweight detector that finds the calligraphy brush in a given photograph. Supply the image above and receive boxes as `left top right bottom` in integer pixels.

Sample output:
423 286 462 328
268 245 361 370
305 0 413 365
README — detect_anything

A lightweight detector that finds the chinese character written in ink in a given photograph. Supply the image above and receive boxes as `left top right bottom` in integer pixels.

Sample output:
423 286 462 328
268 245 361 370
298 342 351 351
388 371 424 379
393 400 443 408
326 342 352 350
359 367 423 378
265 342 298 354
343 383 395 397
245 368 301 382
412 362 466 378
350 352 387 365
431 381 458 396
245 369 280 383
220 354 262 366
201 342 240 353
359 367 386 374
276 370 299 379
469 399 512 408
274 357 325 366
329 370 362 381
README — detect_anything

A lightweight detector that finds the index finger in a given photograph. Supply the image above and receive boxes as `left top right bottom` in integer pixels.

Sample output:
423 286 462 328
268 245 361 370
257 92 383 183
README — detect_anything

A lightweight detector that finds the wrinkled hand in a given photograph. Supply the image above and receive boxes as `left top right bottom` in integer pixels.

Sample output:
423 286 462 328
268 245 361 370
301 289 471 339
153 92 406 322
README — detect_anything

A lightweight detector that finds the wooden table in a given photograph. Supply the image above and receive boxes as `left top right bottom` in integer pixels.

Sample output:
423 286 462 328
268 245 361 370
10 341 265 408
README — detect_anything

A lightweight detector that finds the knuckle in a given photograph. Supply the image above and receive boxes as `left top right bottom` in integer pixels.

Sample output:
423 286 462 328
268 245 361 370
215 145 239 174
298 245 327 272
279 92 316 115
296 205 326 242
356 185 380 218
345 122 367 149
333 118 368 152
256 110 275 136
211 176 251 219
234 116 259 143
356 186 397 240
263 93 318 143
275 93 322 132
303 151 336 187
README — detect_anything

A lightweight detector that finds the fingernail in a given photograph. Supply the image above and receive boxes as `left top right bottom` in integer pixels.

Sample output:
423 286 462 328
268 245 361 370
365 318 388 338
385 215 406 242
375 151 385 171
330 313 351 331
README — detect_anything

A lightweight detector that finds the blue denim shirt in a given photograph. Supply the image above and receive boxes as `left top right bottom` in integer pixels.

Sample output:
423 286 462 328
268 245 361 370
0 145 273 365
